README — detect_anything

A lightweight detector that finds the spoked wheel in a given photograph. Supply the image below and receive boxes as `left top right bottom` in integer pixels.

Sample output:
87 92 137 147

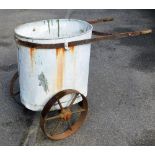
10 71 21 104
40 89 88 140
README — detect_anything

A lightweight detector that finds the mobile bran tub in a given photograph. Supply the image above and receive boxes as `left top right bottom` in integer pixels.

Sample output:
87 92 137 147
10 18 152 140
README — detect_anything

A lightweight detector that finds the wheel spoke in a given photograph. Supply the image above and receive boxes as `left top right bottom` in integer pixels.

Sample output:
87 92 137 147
51 120 62 135
40 89 88 140
45 114 61 121
13 91 20 96
72 108 86 114
69 93 79 108
67 120 72 131
12 96 21 105
57 100 63 110
10 72 19 96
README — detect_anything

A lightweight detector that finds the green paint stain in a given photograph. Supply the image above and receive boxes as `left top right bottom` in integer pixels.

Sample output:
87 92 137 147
47 20 50 34
38 72 49 93
57 19 60 38
51 19 53 26
80 29 84 33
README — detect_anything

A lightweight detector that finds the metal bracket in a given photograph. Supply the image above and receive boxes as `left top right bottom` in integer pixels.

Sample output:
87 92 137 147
64 42 70 51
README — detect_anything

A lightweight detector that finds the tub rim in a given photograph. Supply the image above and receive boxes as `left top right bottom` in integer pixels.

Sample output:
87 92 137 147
14 18 93 42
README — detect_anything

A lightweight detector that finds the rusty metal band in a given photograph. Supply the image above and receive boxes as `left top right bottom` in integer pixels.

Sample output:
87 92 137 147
15 29 152 49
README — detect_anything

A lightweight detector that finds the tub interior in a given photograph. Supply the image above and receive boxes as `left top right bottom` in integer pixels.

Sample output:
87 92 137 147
15 19 92 40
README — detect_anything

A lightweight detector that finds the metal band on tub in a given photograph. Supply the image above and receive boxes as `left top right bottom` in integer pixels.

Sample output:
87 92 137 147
15 29 152 49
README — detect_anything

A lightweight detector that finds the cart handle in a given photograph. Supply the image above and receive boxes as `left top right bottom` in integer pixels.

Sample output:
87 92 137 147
87 17 114 24
15 29 152 49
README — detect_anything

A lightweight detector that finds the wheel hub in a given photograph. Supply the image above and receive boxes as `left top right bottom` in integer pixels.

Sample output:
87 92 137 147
60 108 72 121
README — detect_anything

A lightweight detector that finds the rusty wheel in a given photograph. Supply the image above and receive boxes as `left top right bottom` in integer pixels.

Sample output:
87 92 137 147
40 89 88 140
10 71 21 104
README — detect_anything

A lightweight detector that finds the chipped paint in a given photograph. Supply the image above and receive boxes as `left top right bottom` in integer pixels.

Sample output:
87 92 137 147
38 72 49 93
29 48 35 70
56 48 65 90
